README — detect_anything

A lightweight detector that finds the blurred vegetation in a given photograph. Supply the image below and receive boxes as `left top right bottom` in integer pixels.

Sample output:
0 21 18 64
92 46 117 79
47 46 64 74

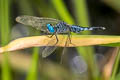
0 0 120 80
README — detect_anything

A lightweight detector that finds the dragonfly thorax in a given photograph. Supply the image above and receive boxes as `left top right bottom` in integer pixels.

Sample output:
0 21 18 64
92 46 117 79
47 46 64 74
54 22 70 33
47 24 55 33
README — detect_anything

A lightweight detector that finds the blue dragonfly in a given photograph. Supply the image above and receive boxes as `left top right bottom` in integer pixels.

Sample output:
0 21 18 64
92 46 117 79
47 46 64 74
16 15 105 58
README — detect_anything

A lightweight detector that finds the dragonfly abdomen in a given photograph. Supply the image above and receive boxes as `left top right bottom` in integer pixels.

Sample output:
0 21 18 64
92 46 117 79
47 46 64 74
70 26 105 33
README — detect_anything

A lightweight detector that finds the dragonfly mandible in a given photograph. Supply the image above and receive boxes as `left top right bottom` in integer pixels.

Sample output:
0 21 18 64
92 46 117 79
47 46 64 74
16 15 105 58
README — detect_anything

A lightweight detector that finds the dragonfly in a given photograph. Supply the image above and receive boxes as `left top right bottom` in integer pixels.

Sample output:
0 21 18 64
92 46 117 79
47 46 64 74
16 15 105 58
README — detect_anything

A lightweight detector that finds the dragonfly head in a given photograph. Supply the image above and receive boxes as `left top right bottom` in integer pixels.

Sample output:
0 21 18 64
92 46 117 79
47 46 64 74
47 24 55 33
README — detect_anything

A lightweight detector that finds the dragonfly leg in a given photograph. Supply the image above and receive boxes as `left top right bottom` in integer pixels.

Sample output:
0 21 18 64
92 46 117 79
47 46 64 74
68 30 72 44
47 34 54 38
54 33 59 44
60 28 72 64
41 33 58 58
47 33 58 45
60 34 70 64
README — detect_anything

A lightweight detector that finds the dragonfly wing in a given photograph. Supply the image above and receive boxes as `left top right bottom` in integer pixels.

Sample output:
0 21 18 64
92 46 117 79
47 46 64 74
40 34 58 58
16 15 61 32
60 33 71 63
41 46 57 58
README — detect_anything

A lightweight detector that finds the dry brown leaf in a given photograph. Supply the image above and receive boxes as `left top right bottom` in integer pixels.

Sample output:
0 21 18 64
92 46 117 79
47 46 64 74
0 35 120 53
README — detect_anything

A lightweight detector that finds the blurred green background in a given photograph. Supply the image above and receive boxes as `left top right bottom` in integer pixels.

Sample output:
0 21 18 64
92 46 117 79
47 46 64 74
0 0 120 80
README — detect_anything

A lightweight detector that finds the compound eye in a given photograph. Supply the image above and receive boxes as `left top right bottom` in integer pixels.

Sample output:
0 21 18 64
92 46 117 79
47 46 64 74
47 24 51 27
46 24 55 33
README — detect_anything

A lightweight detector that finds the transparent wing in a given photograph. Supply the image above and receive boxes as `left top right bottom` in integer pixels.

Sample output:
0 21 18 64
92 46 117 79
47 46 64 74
60 33 71 63
16 15 61 32
40 36 58 58
41 46 57 58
